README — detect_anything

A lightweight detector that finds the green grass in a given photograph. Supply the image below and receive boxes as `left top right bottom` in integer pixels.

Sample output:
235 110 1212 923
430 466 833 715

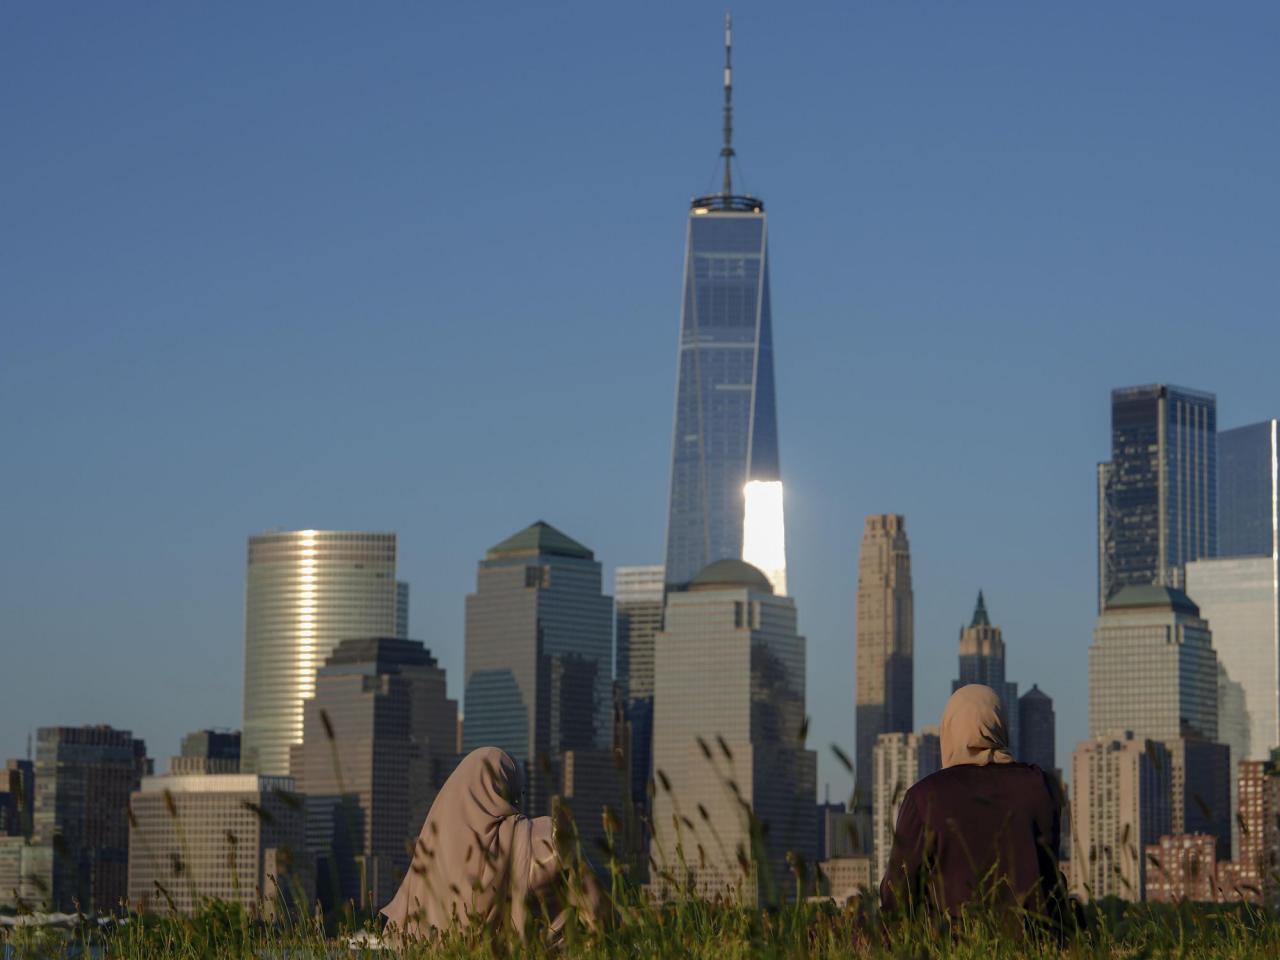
5 892 1280 958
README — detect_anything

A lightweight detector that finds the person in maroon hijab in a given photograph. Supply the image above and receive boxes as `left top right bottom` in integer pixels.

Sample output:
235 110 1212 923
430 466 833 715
879 684 1066 928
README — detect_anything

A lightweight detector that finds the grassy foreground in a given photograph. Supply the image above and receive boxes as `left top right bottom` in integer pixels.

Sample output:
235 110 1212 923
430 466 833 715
4 895 1280 958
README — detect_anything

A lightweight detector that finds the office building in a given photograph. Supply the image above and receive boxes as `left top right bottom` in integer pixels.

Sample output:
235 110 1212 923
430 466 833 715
32 726 150 912
663 16 783 591
1018 685 1056 773
290 637 458 908
1218 419 1279 559
560 748 626 857
395 580 410 639
819 855 872 904
1070 732 1171 901
242 530 399 775
615 565 664 811
1098 384 1216 608
1166 737 1231 859
1185 556 1279 765
871 731 940 885
855 515 914 807
463 522 612 816
951 592 1019 755
1089 586 1218 743
651 559 816 903
172 730 241 775
2 759 34 837
128 769 305 915
0 839 49 910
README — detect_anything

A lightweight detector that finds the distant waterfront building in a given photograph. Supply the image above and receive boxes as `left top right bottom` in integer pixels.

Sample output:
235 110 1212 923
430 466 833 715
290 637 458 909
463 522 612 816
651 560 816 904
1185 556 1279 764
128 769 305 915
663 17 782 591
1018 685 1056 773
1070 732 1172 901
33 725 151 912
1098 384 1217 608
242 530 399 775
1 759 34 837
1144 833 1221 903
855 515 914 809
871 731 940 885
1218 419 1279 559
951 592 1019 755
1089 586 1218 743
615 565 664 812
172 730 241 775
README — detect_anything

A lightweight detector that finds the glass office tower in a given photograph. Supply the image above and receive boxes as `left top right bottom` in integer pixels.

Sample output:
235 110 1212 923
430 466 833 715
1219 420 1279 559
242 531 398 775
1098 385 1217 608
664 200 780 589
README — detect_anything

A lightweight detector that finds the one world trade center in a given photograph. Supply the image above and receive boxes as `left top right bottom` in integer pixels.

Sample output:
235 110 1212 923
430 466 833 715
664 15 784 592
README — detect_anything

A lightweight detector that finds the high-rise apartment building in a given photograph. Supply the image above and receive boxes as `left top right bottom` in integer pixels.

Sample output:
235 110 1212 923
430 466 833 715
32 726 151 912
462 522 612 816
951 593 1019 755
1070 732 1172 901
651 559 816 903
664 17 783 591
128 767 305 915
871 731 940 885
855 515 914 804
1018 685 1056 773
1098 384 1217 608
1233 757 1280 908
291 637 457 908
615 564 665 812
1089 586 1218 743
1143 833 1221 903
242 530 399 775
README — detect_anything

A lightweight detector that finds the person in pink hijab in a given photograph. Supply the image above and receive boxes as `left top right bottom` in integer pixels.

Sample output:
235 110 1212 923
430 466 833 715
880 684 1064 925
381 746 600 940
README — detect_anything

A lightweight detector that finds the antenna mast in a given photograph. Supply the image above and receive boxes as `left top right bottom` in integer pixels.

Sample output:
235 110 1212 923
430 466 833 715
721 12 734 197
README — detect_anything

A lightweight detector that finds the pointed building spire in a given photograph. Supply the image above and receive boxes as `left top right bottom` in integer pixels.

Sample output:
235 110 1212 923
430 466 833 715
971 589 990 627
721 11 734 197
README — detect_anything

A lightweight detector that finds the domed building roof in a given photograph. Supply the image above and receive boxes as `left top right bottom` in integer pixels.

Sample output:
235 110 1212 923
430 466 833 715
688 558 774 594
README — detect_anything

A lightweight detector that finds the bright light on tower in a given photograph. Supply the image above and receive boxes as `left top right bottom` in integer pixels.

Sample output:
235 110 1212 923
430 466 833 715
742 480 787 596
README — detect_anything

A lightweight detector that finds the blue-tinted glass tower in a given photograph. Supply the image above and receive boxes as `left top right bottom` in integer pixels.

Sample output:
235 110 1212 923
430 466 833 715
1098 384 1217 609
664 16 781 589
1219 419 1279 559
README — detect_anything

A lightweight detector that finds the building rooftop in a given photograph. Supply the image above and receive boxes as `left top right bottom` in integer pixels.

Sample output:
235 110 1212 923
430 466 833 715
688 558 774 594
486 521 594 561
321 637 438 672
970 590 991 627
1105 584 1201 617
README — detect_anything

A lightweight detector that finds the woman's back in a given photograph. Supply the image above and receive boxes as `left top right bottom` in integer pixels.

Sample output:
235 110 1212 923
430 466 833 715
880 761 1061 917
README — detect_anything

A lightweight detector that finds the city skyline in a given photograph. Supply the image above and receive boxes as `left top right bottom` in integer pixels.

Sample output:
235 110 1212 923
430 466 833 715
3 4 1279 802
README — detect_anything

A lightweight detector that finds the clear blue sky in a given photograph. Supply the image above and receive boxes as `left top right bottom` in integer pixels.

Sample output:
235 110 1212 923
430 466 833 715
2 3 1277 800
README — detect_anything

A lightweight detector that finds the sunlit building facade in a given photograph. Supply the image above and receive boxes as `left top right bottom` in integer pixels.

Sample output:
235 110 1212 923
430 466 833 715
651 560 816 904
1098 384 1217 608
871 731 940 885
855 515 914 808
241 531 399 775
663 196 781 589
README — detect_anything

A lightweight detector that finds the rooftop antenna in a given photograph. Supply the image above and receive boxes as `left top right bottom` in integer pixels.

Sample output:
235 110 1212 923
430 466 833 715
721 12 734 197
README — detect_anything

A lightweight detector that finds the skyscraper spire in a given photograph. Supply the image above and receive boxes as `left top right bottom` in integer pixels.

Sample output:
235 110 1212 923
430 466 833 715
721 12 734 197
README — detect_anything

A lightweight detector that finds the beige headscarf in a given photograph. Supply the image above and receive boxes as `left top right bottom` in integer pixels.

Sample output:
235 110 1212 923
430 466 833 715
380 747 561 937
940 684 1015 769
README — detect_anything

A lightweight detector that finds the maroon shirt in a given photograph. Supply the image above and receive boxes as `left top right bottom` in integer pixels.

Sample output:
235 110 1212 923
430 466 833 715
879 762 1063 920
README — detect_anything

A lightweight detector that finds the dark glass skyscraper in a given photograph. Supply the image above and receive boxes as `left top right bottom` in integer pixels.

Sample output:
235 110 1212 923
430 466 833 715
1098 385 1217 608
663 17 781 590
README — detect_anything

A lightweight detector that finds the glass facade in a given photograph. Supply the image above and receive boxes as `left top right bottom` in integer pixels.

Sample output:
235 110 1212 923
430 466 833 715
1099 385 1217 607
615 565 665 810
664 206 781 589
462 522 612 815
1185 556 1279 762
242 531 398 775
651 565 815 903
1219 420 1279 560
